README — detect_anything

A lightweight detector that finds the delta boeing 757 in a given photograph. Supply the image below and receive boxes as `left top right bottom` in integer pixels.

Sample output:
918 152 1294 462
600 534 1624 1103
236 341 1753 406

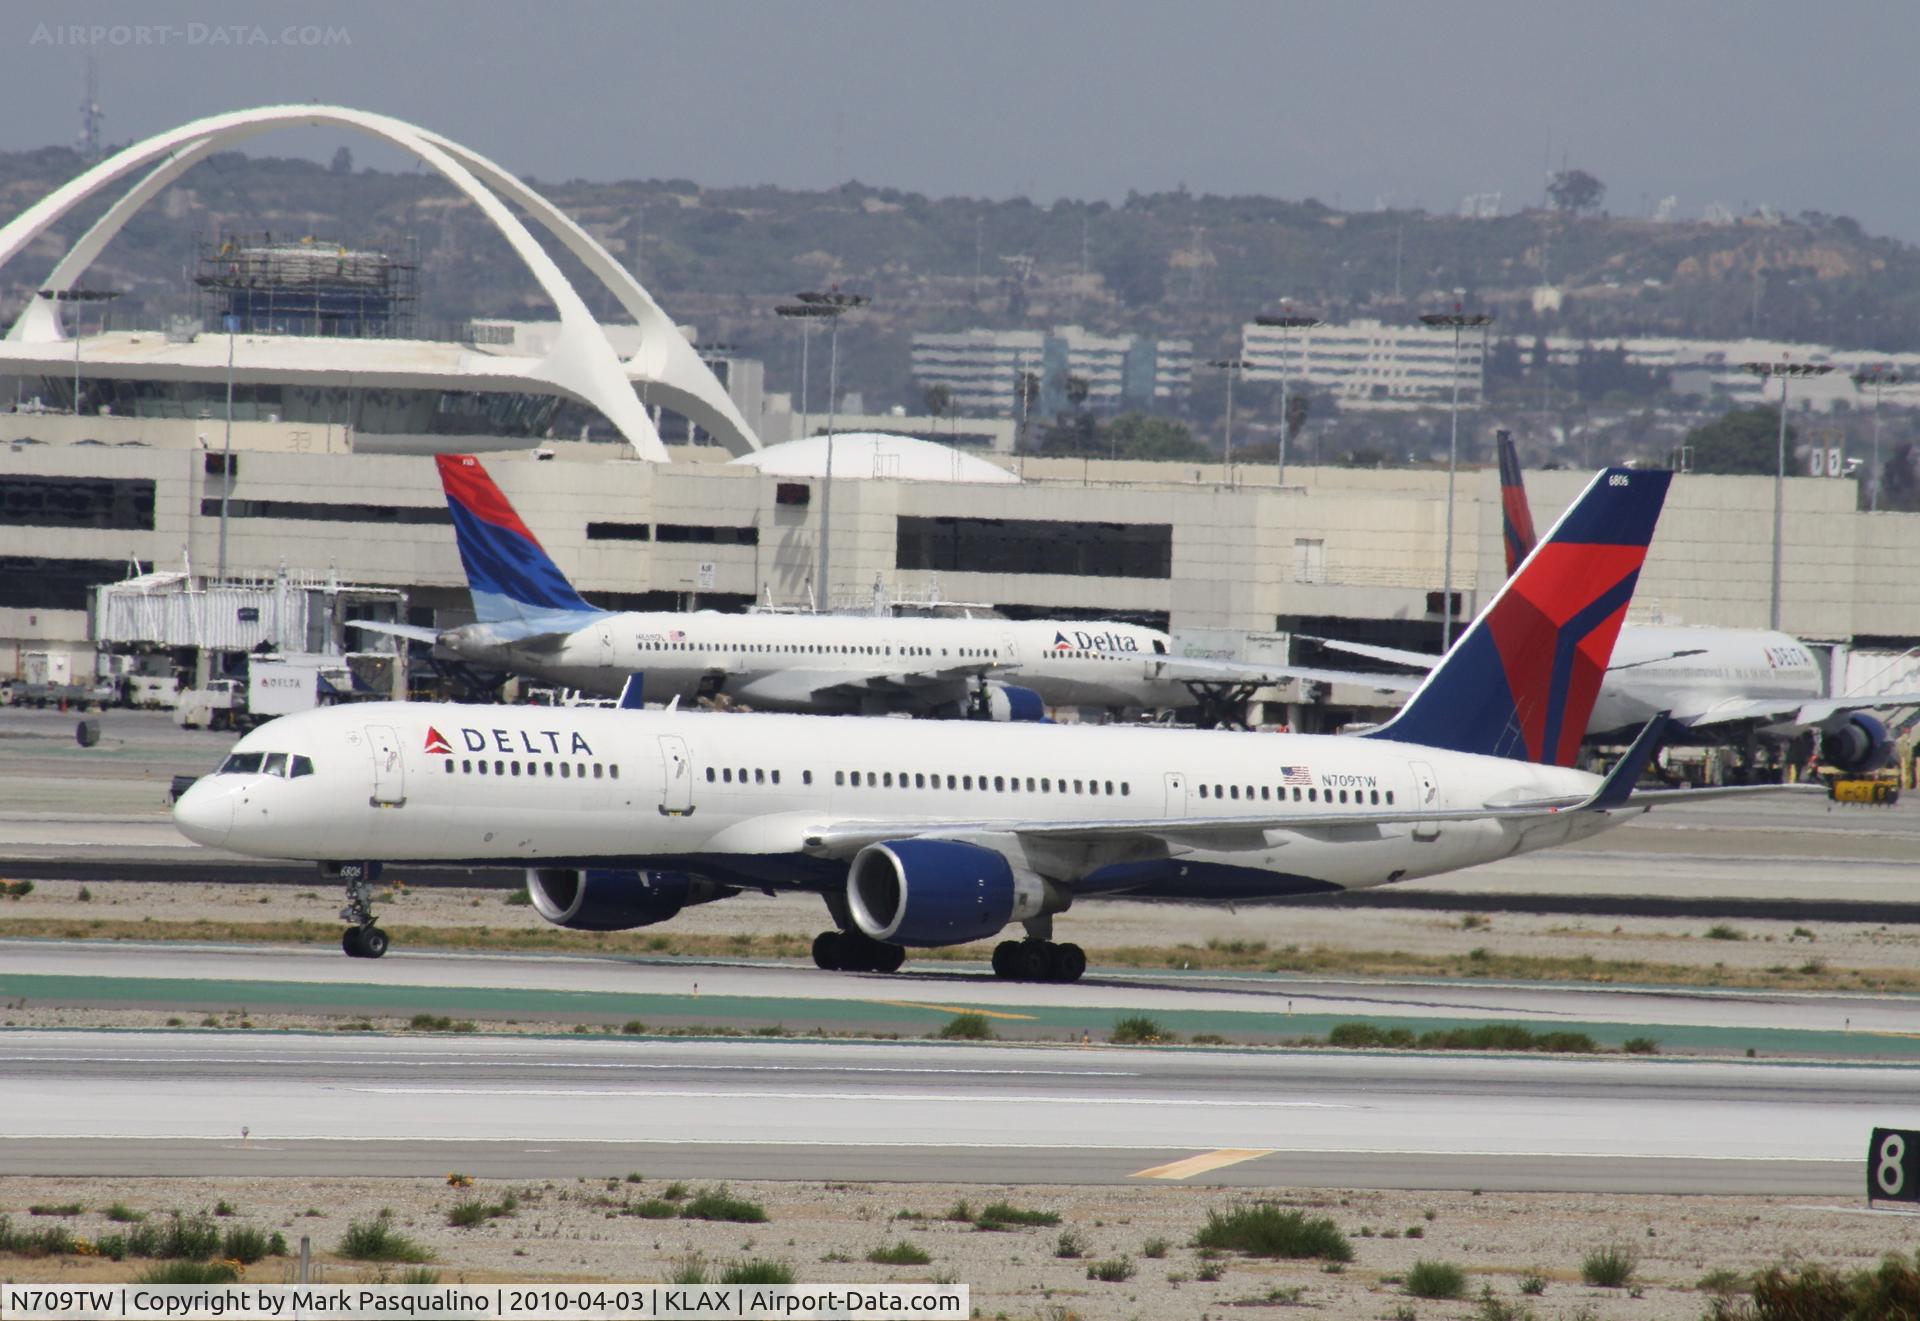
175 466 1814 981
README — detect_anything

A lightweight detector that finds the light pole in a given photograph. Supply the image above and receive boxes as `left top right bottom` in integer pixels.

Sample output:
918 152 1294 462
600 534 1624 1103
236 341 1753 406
776 291 868 609
1254 310 1320 485
1419 310 1494 650
1743 358 1834 631
37 287 121 418
1207 357 1249 484
1850 364 1903 513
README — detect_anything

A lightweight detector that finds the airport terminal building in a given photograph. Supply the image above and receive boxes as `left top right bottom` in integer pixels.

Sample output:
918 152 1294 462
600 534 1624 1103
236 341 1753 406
4 104 1920 707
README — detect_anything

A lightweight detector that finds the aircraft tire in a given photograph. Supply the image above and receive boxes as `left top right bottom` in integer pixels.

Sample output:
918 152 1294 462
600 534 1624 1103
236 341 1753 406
991 940 1021 979
811 930 845 971
359 926 390 959
1050 942 1087 983
341 926 366 958
1014 941 1053 982
869 942 906 974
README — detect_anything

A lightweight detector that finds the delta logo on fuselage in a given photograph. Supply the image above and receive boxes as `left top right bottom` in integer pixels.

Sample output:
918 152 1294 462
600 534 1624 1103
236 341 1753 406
425 725 594 756
1052 630 1139 653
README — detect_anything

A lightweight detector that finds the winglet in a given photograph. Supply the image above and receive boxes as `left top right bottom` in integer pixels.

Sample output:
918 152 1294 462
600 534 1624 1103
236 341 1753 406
618 674 646 710
1582 712 1670 811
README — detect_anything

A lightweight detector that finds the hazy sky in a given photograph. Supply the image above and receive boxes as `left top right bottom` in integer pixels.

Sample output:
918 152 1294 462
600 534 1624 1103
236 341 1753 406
8 1 1920 240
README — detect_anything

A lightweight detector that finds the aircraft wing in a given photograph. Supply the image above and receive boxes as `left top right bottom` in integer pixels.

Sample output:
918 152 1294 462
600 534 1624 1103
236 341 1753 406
347 620 443 645
735 664 1003 708
1677 693 1920 731
1152 656 1423 695
1301 636 1441 671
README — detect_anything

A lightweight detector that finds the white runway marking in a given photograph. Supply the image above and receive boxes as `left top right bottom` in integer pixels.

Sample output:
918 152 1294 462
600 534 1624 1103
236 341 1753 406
346 1086 1347 1109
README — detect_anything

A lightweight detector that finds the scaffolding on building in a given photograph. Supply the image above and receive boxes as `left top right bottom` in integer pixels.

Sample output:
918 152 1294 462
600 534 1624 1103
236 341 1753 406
193 231 418 338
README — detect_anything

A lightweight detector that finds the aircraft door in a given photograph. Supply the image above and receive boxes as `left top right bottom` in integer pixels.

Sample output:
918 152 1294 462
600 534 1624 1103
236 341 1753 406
366 725 405 806
1164 771 1188 817
657 735 694 816
1408 760 1439 841
1000 631 1021 665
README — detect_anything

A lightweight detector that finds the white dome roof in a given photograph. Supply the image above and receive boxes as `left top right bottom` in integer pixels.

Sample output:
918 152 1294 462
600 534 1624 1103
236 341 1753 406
731 432 1020 484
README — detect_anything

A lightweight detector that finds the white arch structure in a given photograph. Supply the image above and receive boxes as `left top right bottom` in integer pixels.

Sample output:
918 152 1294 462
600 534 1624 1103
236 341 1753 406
0 104 761 460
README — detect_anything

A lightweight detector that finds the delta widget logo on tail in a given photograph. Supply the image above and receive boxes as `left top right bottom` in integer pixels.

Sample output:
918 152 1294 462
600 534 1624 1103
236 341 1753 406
424 727 452 755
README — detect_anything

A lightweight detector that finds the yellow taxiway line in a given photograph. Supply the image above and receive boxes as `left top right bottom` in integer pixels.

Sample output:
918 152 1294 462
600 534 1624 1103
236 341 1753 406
868 1000 1037 1021
1131 1148 1277 1180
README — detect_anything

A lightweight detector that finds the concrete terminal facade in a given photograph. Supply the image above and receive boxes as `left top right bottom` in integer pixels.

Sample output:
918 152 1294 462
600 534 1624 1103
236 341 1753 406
6 422 1918 687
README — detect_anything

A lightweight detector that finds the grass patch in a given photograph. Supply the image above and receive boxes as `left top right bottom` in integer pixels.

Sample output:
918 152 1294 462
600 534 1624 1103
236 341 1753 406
1706 924 1746 941
719 1259 794 1285
103 1203 146 1224
136 1260 239 1284
935 1013 993 1041
1110 1014 1173 1044
1087 1256 1135 1282
680 1186 767 1224
1622 1036 1660 1055
337 1213 432 1264
28 1203 83 1217
220 1225 283 1263
1404 1259 1469 1299
1582 1242 1636 1287
1054 1229 1085 1259
868 1240 932 1266
669 1254 709 1285
972 1201 1060 1230
1193 1204 1352 1262
447 1196 517 1228
1141 1235 1170 1259
406 1013 475 1033
624 1199 678 1220
1324 1021 1601 1053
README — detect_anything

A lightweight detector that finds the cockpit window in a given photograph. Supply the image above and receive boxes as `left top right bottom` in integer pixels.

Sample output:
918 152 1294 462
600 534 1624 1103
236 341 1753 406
290 755 315 778
218 752 265 775
218 751 314 777
260 753 288 777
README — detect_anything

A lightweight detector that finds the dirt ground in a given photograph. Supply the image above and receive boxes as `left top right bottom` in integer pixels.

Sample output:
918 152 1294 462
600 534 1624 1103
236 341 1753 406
2 1175 1915 1320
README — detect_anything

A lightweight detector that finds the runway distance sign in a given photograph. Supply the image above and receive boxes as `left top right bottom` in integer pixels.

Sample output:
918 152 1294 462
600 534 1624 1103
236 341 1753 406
1869 1127 1920 1203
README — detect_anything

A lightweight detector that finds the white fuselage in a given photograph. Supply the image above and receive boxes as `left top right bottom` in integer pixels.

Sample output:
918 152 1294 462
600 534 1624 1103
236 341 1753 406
1590 626 1822 735
177 702 1620 903
450 612 1190 713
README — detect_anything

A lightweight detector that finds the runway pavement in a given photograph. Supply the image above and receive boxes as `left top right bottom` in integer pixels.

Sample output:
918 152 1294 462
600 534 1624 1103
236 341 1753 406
0 1030 1900 1193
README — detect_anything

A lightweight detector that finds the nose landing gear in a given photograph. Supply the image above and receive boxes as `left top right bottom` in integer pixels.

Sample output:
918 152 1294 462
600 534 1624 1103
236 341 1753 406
326 861 389 959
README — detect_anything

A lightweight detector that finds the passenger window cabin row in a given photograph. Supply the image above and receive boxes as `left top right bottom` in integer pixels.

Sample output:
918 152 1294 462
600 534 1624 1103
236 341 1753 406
1197 782 1393 806
635 642 995 660
445 759 616 781
831 769 1131 797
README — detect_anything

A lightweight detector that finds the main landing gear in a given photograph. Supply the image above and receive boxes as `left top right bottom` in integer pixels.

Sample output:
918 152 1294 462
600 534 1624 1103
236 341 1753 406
992 939 1086 983
328 861 390 959
812 929 907 974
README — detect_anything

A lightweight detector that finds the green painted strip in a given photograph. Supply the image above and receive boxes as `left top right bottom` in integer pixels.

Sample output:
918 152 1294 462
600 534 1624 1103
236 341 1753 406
1 970 1917 1059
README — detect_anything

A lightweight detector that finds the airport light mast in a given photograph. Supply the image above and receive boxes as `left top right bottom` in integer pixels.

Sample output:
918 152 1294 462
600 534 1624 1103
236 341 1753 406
1206 356 1250 485
1743 358 1834 631
777 291 868 610
36 286 120 418
1419 309 1494 651
1850 364 1903 514
1254 309 1321 485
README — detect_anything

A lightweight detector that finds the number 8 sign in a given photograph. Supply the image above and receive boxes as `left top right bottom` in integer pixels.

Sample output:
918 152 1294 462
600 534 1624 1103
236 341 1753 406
1869 1128 1919 1203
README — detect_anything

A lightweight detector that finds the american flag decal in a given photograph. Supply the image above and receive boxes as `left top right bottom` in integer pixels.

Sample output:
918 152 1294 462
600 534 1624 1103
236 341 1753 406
1280 765 1313 786
668 629 685 641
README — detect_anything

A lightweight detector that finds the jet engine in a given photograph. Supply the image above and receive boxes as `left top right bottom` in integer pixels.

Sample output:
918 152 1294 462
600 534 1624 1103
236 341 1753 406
525 868 734 931
1820 713 1895 774
972 683 1048 722
846 839 1067 947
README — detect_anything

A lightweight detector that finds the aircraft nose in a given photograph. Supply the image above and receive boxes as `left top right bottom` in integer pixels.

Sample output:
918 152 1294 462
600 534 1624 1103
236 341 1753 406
172 780 234 848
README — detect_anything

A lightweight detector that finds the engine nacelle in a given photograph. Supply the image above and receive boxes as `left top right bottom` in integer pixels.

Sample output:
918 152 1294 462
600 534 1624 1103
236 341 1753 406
1820 712 1894 774
973 683 1049 723
525 867 733 931
846 838 1065 947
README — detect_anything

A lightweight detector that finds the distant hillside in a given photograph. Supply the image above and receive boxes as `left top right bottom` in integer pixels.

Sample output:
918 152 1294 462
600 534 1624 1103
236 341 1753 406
6 143 1920 412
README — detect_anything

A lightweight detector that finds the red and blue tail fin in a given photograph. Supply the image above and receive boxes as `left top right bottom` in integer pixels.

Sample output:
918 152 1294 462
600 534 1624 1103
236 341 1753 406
435 454 596 626
1496 430 1538 578
1366 465 1671 766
